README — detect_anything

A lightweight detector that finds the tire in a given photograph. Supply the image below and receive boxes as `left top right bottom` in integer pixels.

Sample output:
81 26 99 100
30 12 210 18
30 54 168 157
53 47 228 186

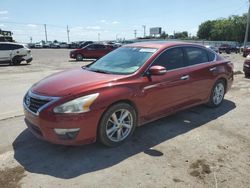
12 57 21 66
76 54 83 61
245 72 250 78
98 103 137 147
207 80 225 108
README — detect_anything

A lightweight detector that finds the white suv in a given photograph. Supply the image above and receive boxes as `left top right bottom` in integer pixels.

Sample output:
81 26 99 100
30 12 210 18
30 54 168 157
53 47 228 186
0 42 33 65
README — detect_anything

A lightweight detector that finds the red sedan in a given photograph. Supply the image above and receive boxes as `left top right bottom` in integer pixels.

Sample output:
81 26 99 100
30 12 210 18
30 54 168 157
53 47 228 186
70 43 116 61
23 41 233 147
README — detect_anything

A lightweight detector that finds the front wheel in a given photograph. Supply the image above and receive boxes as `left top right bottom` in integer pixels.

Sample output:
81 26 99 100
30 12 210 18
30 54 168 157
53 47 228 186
98 103 137 147
76 54 83 61
12 57 21 65
207 80 225 107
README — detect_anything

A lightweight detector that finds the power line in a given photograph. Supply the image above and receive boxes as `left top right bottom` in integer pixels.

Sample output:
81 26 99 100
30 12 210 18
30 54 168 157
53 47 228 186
134 30 137 38
44 24 48 42
142 25 146 37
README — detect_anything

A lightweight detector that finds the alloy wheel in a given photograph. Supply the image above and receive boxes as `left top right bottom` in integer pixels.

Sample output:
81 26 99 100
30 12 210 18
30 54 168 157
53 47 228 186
105 109 133 142
213 83 225 105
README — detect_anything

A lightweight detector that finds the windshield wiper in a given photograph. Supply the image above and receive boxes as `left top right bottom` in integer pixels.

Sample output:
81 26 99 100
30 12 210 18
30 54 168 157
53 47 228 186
84 67 111 74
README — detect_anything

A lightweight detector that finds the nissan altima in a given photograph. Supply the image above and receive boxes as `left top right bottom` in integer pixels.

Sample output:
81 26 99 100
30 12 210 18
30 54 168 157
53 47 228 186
23 41 233 147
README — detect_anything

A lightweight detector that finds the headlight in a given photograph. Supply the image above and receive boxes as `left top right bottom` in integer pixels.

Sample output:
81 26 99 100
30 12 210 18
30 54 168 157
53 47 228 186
53 93 99 113
244 64 250 68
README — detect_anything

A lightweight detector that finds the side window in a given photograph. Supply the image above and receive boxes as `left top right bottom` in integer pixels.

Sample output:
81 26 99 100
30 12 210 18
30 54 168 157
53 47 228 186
1 44 12 50
87 44 95 49
185 47 209 66
10 44 22 50
207 50 216 61
153 47 185 70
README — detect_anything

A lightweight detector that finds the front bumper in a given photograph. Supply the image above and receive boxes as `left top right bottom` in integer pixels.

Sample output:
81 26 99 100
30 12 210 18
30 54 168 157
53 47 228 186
23 54 33 63
23 104 103 146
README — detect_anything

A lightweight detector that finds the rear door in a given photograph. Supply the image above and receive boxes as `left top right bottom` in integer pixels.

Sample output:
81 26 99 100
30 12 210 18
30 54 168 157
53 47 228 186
183 46 217 103
0 43 12 61
96 44 108 58
84 44 98 58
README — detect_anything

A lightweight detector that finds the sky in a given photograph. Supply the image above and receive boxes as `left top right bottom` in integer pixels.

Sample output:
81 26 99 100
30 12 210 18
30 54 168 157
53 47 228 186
0 0 248 43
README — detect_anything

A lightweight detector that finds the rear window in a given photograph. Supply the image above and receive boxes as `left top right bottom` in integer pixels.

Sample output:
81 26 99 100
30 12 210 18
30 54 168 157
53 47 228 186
184 47 209 66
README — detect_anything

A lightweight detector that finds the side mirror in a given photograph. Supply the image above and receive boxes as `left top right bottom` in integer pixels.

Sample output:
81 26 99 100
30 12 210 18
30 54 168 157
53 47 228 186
149 65 167 76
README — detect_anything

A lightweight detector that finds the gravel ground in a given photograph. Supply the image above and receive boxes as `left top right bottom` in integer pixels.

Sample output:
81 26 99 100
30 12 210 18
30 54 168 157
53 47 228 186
0 49 249 188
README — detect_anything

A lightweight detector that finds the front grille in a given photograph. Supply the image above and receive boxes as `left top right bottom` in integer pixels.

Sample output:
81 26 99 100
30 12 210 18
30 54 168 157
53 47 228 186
24 93 50 114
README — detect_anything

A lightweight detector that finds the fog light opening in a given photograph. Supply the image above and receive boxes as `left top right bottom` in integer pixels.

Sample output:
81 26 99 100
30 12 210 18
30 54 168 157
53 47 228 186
54 128 80 140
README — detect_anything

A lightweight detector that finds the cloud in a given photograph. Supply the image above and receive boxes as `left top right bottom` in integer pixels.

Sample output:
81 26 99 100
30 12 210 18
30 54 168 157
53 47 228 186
100 19 107 23
0 10 8 15
0 24 5 27
112 21 120 24
86 26 101 30
0 16 9 20
27 24 37 28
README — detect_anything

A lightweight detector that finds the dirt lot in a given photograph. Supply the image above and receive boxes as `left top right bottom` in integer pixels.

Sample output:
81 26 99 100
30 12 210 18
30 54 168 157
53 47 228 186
0 49 249 188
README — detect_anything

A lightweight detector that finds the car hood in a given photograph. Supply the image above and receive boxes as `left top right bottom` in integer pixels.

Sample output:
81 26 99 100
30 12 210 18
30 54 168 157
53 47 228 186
31 68 127 96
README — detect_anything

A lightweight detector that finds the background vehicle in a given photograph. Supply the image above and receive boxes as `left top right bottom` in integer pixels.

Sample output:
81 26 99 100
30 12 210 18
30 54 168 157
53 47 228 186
0 42 33 65
205 45 219 53
43 41 52 48
219 44 239 54
244 56 250 77
59 42 69 48
24 42 233 147
70 43 116 60
243 47 250 57
34 43 42 48
51 42 61 48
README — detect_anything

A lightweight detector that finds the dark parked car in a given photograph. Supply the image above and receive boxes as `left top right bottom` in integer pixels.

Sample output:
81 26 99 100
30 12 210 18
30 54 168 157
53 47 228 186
243 56 250 77
70 43 116 60
23 41 233 147
219 44 239 54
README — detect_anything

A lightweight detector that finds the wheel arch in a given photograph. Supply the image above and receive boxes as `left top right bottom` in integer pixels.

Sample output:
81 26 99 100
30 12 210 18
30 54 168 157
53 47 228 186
216 77 228 92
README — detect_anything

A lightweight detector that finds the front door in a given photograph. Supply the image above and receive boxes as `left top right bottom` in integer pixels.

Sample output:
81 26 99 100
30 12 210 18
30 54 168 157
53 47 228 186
140 47 193 120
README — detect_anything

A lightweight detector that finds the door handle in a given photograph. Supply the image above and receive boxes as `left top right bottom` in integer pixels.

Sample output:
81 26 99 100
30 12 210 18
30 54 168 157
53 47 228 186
209 67 217 71
180 75 189 80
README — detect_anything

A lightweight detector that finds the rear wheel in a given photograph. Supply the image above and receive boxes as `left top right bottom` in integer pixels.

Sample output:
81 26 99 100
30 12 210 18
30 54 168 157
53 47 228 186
76 54 83 61
207 80 225 107
98 103 137 147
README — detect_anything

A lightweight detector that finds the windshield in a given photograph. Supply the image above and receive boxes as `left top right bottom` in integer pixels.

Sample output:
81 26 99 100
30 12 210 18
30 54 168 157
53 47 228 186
86 47 157 74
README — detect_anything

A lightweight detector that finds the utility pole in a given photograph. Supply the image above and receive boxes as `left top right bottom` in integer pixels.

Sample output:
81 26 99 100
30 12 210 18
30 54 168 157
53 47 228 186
98 33 100 41
244 0 250 51
142 25 146 38
67 25 70 43
30 37 32 43
44 24 48 42
134 30 137 39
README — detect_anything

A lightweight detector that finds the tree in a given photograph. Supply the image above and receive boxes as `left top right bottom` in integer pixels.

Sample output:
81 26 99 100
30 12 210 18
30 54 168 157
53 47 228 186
160 31 168 39
174 31 188 39
197 14 249 42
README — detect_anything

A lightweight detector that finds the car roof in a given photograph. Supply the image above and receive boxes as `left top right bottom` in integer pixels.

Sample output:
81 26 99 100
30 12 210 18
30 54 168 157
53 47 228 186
124 41 202 50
